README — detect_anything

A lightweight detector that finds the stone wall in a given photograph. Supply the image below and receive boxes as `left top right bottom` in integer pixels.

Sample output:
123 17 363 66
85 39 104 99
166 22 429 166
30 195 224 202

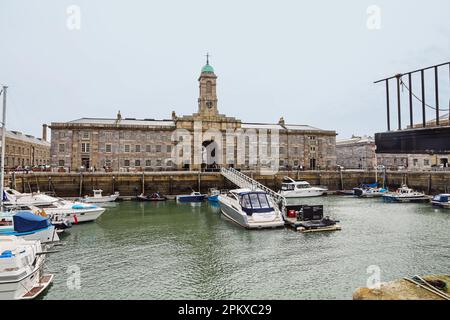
6 170 450 197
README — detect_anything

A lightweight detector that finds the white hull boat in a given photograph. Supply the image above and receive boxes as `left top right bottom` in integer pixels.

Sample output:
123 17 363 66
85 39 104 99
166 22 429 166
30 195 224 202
83 190 119 203
3 188 58 207
218 189 285 229
382 185 430 203
279 177 327 198
0 236 54 300
0 212 60 243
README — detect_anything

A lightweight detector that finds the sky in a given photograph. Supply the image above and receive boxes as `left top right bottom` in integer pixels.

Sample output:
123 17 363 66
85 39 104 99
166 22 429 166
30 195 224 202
0 0 449 140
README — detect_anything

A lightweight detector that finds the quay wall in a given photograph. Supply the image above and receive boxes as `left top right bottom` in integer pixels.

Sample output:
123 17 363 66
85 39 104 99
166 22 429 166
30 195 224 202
5 170 450 197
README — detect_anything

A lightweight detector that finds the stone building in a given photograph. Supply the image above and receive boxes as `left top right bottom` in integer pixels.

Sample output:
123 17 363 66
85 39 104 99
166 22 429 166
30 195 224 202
0 127 51 170
50 59 337 172
336 135 376 169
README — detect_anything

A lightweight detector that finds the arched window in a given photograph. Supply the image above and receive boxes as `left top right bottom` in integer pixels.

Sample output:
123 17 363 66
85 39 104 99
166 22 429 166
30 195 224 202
206 81 212 94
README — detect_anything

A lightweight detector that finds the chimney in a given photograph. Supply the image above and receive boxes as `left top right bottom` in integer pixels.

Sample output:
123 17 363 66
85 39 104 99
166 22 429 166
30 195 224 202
42 124 48 141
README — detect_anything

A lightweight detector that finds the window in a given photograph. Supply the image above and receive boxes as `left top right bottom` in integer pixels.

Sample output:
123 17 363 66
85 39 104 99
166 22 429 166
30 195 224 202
59 144 65 152
82 132 90 139
59 132 65 138
58 160 65 167
135 145 141 152
309 136 316 140
135 160 141 167
424 159 430 166
105 159 112 167
146 145 151 152
156 159 162 166
125 145 130 153
106 144 112 153
124 160 130 167
310 146 316 152
293 147 299 154
81 143 90 153
294 160 299 166
166 145 172 153
166 159 173 167
413 159 418 166
145 160 151 167
156 145 161 153
206 81 212 94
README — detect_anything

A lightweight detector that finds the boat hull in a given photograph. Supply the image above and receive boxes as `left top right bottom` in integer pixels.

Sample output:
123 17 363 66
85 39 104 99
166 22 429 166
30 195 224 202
0 225 59 243
176 195 205 203
219 201 284 229
383 195 430 203
280 189 326 198
83 194 119 203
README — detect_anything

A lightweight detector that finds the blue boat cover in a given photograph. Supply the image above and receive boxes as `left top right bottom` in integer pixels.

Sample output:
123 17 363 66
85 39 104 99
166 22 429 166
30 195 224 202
0 250 14 258
13 211 50 233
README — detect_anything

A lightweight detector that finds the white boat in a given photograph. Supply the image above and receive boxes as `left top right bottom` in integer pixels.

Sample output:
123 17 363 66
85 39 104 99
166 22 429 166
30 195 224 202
2 188 105 224
0 211 60 243
83 190 119 203
382 185 430 203
23 201 105 224
3 188 57 207
278 177 327 198
218 188 285 229
0 236 53 300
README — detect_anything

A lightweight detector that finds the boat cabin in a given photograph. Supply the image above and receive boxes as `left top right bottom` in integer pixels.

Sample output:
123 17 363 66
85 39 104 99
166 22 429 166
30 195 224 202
230 190 274 215
281 177 312 191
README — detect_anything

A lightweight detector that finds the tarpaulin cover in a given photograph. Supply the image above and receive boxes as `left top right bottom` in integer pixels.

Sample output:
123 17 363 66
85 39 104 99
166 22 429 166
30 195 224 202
13 211 50 233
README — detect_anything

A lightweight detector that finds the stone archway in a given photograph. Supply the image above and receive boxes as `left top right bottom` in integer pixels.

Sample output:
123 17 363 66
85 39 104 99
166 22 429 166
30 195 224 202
201 140 218 170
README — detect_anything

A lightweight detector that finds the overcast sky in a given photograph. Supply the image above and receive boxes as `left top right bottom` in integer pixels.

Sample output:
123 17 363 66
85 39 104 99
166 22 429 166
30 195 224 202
0 0 449 140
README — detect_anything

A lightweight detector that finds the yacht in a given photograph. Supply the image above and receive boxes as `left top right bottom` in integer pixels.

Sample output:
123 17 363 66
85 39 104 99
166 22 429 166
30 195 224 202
279 177 327 198
0 212 59 244
431 194 450 209
3 188 57 207
83 190 119 203
382 185 430 203
0 236 54 300
3 188 105 224
218 188 285 229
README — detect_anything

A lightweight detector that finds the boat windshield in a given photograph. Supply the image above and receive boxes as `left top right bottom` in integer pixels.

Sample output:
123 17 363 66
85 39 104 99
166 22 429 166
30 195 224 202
240 193 272 210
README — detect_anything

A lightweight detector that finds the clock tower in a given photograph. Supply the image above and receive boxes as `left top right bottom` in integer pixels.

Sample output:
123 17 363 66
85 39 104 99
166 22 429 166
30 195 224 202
198 54 218 117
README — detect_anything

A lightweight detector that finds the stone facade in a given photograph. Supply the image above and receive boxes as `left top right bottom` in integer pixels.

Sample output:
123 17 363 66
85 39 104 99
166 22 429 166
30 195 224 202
0 129 50 169
336 136 376 169
50 61 337 172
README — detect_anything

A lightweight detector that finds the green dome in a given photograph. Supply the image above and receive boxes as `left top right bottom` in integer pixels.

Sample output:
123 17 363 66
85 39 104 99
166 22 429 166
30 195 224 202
201 64 214 73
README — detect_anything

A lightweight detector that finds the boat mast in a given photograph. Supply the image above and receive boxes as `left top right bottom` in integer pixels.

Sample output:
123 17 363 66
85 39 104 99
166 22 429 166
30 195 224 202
0 85 7 210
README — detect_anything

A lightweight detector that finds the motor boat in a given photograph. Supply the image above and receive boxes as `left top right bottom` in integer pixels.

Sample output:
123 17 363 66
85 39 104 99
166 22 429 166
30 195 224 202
3 188 58 207
0 236 54 300
353 183 388 198
431 194 450 209
83 190 119 203
2 206 72 231
218 188 285 229
137 192 167 201
34 202 104 224
382 185 430 203
176 191 206 203
207 188 220 202
0 212 59 243
278 177 327 198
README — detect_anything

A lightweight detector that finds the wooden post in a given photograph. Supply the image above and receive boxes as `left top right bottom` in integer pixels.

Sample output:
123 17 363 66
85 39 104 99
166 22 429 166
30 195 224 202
198 171 201 192
141 171 145 195
112 175 115 193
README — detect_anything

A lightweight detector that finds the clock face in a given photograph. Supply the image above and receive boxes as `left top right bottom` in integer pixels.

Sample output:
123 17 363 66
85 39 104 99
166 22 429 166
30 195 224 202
206 101 213 109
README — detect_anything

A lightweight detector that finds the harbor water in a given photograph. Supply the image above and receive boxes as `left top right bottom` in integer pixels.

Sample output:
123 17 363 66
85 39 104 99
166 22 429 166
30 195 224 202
43 196 449 299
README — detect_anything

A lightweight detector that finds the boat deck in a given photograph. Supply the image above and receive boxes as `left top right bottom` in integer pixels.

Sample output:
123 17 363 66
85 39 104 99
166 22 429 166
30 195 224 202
21 274 53 300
